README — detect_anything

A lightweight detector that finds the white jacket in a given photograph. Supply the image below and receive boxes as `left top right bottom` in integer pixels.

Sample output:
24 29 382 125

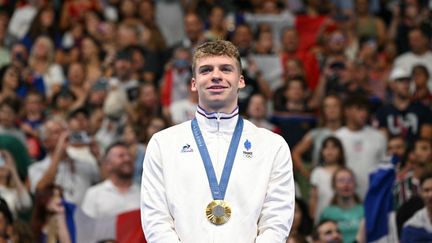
141 107 294 243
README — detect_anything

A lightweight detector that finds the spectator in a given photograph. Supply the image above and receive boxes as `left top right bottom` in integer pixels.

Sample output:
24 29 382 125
311 219 343 243
280 27 320 90
28 35 65 99
169 81 198 125
411 64 432 106
21 4 61 51
320 167 364 243
287 198 313 243
19 91 46 160
79 35 103 84
64 62 90 111
28 117 99 205
272 77 317 149
400 172 432 242
375 66 432 144
0 64 20 103
394 138 432 208
204 6 229 41
292 94 343 178
0 197 13 242
309 136 346 222
246 93 279 133
81 142 140 218
335 95 387 198
0 99 26 145
31 185 72 243
160 47 192 109
120 124 145 185
353 0 387 48
0 149 32 217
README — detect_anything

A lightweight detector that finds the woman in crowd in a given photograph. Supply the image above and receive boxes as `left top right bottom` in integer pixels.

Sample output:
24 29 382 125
320 167 364 243
309 136 346 222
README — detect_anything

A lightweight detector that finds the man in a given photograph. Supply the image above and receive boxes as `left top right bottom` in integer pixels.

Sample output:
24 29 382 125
28 117 99 205
335 95 387 198
375 66 432 144
311 220 343 243
141 40 294 242
81 142 140 218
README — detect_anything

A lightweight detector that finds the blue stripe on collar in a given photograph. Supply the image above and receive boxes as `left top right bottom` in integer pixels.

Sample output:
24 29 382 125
197 106 239 120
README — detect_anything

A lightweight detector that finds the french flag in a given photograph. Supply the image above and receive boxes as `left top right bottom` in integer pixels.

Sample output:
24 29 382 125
364 155 398 243
63 201 146 243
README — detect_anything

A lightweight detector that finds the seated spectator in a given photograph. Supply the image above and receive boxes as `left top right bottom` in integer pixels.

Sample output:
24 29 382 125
309 136 346 222
0 64 20 104
81 142 140 218
19 91 46 160
28 117 100 205
246 93 279 133
311 219 343 243
0 98 26 145
400 172 432 242
31 184 72 243
394 138 431 213
272 77 317 149
292 94 343 178
320 168 364 243
411 64 432 107
287 198 313 243
28 35 65 99
0 150 32 217
0 197 13 242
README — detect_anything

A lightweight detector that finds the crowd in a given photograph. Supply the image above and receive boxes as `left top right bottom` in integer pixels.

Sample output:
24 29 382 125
0 0 430 242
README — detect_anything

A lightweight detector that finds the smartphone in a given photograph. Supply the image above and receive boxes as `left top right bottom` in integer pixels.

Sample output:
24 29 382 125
69 131 91 145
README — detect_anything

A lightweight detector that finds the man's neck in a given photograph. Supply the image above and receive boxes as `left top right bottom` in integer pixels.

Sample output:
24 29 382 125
394 96 410 110
110 176 133 193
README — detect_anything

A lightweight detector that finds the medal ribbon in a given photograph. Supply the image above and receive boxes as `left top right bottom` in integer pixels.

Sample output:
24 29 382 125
191 116 243 200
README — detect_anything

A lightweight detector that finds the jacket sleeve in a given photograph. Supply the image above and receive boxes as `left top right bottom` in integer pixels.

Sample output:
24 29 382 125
140 136 181 243
256 137 295 243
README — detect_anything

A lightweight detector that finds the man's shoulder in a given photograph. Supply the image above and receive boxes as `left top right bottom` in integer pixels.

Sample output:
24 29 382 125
28 157 50 172
153 121 192 139
85 180 112 195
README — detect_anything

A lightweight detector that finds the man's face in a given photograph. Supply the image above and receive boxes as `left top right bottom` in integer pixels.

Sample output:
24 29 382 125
184 14 203 41
421 178 432 211
409 30 428 55
345 106 368 128
191 55 245 112
387 138 406 158
107 146 134 179
414 140 432 165
282 29 298 53
317 221 343 243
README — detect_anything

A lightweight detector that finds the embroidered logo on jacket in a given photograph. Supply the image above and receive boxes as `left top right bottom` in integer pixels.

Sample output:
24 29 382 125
181 144 193 153
243 139 253 158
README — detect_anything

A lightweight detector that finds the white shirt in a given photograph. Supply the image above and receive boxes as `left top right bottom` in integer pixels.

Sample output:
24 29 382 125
28 156 99 205
81 179 140 218
310 167 334 222
335 126 387 198
141 107 295 243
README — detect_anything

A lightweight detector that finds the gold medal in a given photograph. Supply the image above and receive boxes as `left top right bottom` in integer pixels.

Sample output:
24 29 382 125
206 200 231 225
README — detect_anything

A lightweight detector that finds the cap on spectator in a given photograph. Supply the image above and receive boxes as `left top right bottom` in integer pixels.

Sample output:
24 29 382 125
389 67 411 81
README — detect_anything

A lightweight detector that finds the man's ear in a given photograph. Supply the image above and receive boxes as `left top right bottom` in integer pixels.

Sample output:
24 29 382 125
191 78 197 91
238 75 245 89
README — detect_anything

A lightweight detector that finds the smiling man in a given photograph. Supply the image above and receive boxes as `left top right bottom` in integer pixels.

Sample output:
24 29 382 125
141 40 295 242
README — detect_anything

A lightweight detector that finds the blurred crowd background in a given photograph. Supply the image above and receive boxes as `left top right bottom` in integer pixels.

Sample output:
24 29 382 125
0 0 430 242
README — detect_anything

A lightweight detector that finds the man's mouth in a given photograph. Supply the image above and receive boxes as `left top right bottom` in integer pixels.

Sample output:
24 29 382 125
207 85 227 91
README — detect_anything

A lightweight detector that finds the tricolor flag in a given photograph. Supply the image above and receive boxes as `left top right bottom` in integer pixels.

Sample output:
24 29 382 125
364 155 398 243
63 201 146 243
400 208 432 242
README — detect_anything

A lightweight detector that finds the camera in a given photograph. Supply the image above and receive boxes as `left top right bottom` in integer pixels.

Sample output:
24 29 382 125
69 131 91 145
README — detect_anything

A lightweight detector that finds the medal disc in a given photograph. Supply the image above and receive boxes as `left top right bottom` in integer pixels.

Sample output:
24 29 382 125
206 200 231 225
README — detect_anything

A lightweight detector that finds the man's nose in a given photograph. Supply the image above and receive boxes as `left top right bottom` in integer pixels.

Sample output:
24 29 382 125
211 68 222 82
